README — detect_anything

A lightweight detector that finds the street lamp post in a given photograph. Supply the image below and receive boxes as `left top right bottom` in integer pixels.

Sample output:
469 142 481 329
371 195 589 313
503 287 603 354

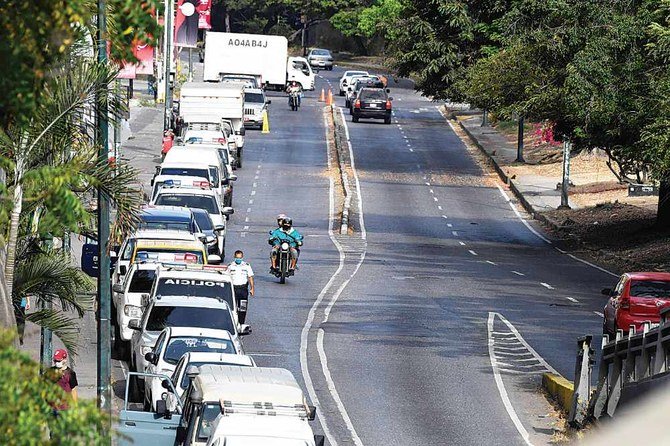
516 115 525 163
96 0 112 434
163 0 174 131
559 139 572 209
301 14 307 57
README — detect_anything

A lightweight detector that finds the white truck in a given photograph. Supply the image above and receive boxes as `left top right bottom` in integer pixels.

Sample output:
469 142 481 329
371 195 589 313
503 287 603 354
178 82 246 157
203 32 315 90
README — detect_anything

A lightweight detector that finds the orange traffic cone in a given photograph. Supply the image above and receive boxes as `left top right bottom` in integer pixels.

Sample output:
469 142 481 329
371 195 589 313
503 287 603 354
319 88 325 102
326 89 333 106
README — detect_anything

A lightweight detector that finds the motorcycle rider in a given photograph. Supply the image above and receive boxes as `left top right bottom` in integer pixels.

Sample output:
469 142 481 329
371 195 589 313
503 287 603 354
286 81 301 107
269 217 304 273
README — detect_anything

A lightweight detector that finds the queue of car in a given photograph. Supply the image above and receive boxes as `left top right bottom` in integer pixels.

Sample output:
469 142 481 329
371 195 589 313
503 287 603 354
106 73 323 445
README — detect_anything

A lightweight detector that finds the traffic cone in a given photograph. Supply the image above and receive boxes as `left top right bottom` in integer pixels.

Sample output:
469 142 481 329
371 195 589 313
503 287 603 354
319 88 325 102
261 109 270 134
326 89 333 106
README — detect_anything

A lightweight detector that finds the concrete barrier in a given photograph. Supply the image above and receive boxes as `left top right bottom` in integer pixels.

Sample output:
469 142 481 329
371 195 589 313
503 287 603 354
543 372 574 413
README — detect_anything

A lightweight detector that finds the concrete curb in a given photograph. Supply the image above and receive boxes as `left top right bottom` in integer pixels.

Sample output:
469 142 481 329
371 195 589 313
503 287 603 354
456 119 564 232
542 372 575 413
328 105 352 234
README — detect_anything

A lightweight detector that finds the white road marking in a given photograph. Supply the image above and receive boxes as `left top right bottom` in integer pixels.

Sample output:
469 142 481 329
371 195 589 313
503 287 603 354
429 189 434 194
593 311 604 318
496 185 552 244
512 271 525 276
409 148 414 152
251 190 256 196
433 197 438 202
447 223 452 227
254 175 259 180
487 313 534 446
442 215 448 219
566 253 618 277
243 225 249 230
241 232 246 238
452 231 459 237
425 182 430 186
252 182 257 188
459 241 466 246
540 282 554 290
565 297 579 303
486 260 497 265
438 205 443 210
244 217 250 223
469 250 478 256
247 207 251 213
249 199 254 205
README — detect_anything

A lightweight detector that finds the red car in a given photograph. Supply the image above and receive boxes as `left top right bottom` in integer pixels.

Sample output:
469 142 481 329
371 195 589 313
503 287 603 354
603 272 670 337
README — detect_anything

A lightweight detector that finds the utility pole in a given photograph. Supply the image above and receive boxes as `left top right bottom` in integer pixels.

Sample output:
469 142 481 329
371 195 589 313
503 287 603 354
559 139 572 209
516 115 525 163
301 14 307 57
164 0 174 131
96 0 112 433
481 109 489 127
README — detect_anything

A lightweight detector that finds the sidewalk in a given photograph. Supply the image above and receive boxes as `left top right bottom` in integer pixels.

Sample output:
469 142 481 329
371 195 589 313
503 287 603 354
457 114 574 223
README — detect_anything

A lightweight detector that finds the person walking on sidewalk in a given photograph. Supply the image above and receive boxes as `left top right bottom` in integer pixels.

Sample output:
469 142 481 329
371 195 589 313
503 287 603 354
228 250 254 324
49 349 78 411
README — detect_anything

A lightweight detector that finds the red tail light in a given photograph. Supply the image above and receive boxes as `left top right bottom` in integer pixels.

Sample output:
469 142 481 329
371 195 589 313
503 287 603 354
217 138 227 144
619 296 630 310
183 253 198 263
354 99 361 108
386 100 392 110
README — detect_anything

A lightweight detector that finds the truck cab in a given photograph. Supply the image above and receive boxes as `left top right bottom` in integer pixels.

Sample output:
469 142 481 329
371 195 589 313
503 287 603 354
116 366 324 446
287 57 315 91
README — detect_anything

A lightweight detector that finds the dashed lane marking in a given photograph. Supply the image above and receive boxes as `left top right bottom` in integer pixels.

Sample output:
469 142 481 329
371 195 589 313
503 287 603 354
486 260 497 265
468 250 478 256
433 197 438 202
452 231 459 237
540 282 554 290
459 241 466 246
593 311 604 318
565 297 579 303
512 271 525 276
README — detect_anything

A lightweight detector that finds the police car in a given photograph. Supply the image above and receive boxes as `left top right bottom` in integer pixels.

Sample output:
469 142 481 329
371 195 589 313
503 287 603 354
152 184 233 259
128 295 250 399
143 327 242 411
111 261 160 359
150 263 238 324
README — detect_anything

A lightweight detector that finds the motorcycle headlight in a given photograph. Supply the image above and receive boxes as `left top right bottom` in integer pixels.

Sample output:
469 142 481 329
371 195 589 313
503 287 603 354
281 242 289 250
124 305 143 318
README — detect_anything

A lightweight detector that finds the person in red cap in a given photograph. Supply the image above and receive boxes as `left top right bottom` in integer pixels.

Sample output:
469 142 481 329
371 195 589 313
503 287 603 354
50 349 78 407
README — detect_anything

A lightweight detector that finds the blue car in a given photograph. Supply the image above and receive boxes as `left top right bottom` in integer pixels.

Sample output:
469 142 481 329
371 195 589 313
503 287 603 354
138 206 200 233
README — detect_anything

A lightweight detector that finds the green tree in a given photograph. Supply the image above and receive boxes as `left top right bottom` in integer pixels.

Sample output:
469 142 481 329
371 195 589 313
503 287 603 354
0 329 108 444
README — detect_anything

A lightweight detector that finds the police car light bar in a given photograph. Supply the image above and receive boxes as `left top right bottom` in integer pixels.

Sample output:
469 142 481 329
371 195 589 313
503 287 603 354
160 262 228 273
136 252 199 264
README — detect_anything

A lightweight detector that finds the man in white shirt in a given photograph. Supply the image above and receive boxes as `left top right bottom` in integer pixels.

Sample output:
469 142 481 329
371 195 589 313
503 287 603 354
228 250 254 324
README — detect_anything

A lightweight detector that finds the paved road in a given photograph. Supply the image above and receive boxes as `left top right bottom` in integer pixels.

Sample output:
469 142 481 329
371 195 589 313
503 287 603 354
105 62 617 445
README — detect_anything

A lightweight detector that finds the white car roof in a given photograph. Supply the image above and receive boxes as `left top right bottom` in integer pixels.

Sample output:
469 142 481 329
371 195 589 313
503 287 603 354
194 366 306 406
209 416 314 445
244 88 264 94
164 327 234 341
129 229 198 241
343 70 368 77
128 261 161 271
160 161 213 170
156 187 217 198
181 351 254 367
153 295 232 309
156 266 232 282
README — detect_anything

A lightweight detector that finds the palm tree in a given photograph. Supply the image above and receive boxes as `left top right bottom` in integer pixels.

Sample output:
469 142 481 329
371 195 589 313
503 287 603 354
0 57 142 338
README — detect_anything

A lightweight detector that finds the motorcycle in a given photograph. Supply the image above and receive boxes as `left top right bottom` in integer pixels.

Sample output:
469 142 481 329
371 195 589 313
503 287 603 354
272 241 294 284
288 91 300 111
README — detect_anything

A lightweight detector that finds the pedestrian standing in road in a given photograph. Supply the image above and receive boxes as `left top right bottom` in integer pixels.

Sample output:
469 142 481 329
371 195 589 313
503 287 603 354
49 349 78 410
228 250 254 324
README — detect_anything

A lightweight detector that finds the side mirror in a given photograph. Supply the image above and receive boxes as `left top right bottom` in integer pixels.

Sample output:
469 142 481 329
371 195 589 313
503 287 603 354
601 288 613 296
186 365 200 381
266 100 272 105
128 319 141 330
207 254 222 265
307 405 317 421
221 207 234 216
228 174 238 182
214 225 225 233
155 399 172 419
239 324 252 336
112 283 124 294
205 235 216 244
119 265 127 276
145 351 158 365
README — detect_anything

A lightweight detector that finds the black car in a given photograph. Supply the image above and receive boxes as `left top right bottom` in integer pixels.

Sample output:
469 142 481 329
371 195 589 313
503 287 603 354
190 208 225 257
351 88 393 124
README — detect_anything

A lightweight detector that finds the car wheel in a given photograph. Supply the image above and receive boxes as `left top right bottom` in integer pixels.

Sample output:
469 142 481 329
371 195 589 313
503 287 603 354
339 90 344 96
384 117 392 124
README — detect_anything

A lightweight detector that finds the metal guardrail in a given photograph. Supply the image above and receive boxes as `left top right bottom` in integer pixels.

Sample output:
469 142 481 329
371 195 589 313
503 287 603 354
589 307 670 420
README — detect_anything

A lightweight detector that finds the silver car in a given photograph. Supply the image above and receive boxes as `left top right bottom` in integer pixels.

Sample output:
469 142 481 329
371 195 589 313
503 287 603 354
243 88 270 130
307 48 333 71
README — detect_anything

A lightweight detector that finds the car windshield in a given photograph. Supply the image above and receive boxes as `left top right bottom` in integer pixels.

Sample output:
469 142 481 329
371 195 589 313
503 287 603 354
154 278 234 309
192 211 213 231
128 270 156 293
630 280 670 298
244 92 265 103
154 194 219 215
139 221 192 232
146 306 235 333
312 49 330 56
160 167 210 179
362 89 387 100
179 360 251 389
163 337 236 365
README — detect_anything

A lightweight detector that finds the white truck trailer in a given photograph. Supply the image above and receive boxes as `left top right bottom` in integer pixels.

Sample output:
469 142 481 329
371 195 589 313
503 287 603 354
203 32 315 90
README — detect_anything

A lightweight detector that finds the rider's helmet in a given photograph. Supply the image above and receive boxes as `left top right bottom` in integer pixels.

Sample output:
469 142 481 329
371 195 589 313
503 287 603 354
282 217 293 230
277 213 288 226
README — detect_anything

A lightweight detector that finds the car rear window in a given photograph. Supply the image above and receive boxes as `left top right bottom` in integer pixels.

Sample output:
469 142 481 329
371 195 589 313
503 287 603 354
163 337 236 365
160 167 210 178
244 93 265 103
146 306 235 333
154 194 219 215
128 270 156 293
361 89 387 100
139 221 192 232
630 280 670 298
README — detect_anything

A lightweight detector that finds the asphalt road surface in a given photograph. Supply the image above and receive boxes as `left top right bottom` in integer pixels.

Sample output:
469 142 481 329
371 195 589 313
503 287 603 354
109 63 616 445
